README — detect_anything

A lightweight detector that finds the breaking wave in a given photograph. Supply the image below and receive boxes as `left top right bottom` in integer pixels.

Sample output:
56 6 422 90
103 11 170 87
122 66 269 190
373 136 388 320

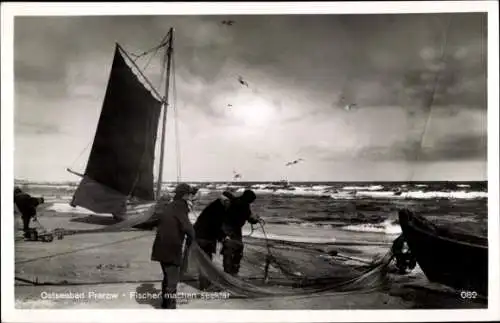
212 187 487 200
341 219 402 235
343 185 384 191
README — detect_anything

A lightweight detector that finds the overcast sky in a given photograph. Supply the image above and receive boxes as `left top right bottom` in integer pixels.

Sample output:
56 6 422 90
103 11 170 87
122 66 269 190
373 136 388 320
14 13 487 182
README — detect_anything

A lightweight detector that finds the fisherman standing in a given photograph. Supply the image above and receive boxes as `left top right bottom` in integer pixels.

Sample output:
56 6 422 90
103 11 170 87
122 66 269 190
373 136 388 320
192 191 233 289
150 183 198 309
14 187 44 238
220 189 262 276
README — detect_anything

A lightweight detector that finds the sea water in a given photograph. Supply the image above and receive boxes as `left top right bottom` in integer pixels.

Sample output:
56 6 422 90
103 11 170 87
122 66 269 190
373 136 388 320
22 180 488 239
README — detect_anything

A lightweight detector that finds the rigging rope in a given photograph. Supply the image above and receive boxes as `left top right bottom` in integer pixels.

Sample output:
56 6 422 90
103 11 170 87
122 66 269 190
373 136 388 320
130 34 170 62
68 38 169 175
68 140 93 174
151 37 169 194
139 30 171 74
126 34 171 199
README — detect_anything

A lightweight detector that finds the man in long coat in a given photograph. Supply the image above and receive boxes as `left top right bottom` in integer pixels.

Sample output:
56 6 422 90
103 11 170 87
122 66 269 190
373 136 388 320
151 183 198 309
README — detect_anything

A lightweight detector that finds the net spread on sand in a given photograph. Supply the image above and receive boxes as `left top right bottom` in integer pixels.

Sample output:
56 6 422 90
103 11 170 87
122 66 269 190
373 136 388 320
183 242 393 298
16 204 395 298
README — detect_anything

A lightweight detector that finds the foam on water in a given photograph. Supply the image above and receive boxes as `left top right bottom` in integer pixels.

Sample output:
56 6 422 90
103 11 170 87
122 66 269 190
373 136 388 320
341 219 402 235
356 191 396 198
254 187 332 197
343 190 487 200
400 190 487 199
243 230 337 244
41 186 487 208
342 185 384 191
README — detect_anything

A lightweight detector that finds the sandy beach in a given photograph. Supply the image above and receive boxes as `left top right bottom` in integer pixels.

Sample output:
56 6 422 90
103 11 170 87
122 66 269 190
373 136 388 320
14 212 486 310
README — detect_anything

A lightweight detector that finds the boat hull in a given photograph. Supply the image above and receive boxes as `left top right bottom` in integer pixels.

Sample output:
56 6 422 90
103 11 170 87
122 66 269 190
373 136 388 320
398 209 488 296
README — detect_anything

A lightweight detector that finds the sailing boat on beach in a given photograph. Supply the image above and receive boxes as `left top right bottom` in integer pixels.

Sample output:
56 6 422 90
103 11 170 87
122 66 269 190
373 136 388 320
60 27 395 297
67 28 177 223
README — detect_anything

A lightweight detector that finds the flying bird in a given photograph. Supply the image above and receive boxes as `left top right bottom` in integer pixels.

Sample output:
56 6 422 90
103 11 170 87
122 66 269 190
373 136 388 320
344 103 357 111
285 158 304 167
337 94 358 111
222 20 235 26
233 170 242 180
238 76 249 87
227 104 233 108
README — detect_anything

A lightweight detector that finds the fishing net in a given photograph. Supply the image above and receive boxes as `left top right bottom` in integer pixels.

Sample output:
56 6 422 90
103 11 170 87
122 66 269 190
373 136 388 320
15 203 395 299
181 240 393 298
177 218 394 298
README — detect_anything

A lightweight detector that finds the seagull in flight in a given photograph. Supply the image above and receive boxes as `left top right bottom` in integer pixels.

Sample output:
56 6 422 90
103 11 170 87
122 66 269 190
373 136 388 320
238 76 249 87
222 20 235 26
344 103 357 111
285 158 304 167
338 95 357 111
233 171 242 180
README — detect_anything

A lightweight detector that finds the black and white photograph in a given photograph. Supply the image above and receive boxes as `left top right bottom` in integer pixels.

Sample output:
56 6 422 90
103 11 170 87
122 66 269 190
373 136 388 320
2 2 499 322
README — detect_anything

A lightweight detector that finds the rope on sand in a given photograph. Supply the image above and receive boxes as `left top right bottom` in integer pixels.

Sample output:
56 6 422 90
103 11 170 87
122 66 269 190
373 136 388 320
15 232 153 265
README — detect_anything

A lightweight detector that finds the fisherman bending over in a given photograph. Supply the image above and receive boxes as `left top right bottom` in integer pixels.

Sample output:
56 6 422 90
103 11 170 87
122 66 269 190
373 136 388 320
192 191 234 289
14 187 44 238
150 183 198 309
391 234 417 274
220 189 262 276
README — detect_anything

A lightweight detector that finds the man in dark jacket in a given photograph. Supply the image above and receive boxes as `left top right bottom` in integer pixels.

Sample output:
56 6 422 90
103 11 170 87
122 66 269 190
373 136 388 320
192 191 233 289
391 234 417 274
220 189 261 276
14 187 44 238
150 183 198 309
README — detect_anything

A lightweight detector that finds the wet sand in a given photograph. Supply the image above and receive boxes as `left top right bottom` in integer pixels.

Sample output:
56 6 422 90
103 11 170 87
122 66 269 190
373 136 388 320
14 214 487 309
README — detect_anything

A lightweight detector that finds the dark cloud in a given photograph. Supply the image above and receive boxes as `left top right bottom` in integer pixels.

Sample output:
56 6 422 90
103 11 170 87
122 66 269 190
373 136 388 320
355 139 423 162
152 13 486 117
355 134 486 162
15 13 486 111
13 13 488 181
420 133 487 161
298 131 486 163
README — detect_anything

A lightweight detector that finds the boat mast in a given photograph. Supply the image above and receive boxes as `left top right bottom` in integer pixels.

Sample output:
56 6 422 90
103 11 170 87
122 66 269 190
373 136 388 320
155 28 174 198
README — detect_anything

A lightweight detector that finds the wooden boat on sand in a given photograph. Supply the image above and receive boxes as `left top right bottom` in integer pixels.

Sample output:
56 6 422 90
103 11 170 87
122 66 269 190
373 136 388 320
398 209 488 296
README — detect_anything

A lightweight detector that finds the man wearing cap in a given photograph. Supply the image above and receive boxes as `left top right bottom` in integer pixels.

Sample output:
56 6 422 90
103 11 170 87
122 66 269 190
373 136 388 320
220 189 262 276
192 190 235 290
151 183 198 309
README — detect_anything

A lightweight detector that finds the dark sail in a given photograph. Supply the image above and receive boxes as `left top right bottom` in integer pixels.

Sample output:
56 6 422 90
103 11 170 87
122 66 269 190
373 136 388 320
72 44 162 214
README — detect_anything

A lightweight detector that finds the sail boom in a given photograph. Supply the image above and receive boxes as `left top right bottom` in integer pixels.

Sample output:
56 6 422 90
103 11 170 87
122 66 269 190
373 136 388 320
66 168 84 178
